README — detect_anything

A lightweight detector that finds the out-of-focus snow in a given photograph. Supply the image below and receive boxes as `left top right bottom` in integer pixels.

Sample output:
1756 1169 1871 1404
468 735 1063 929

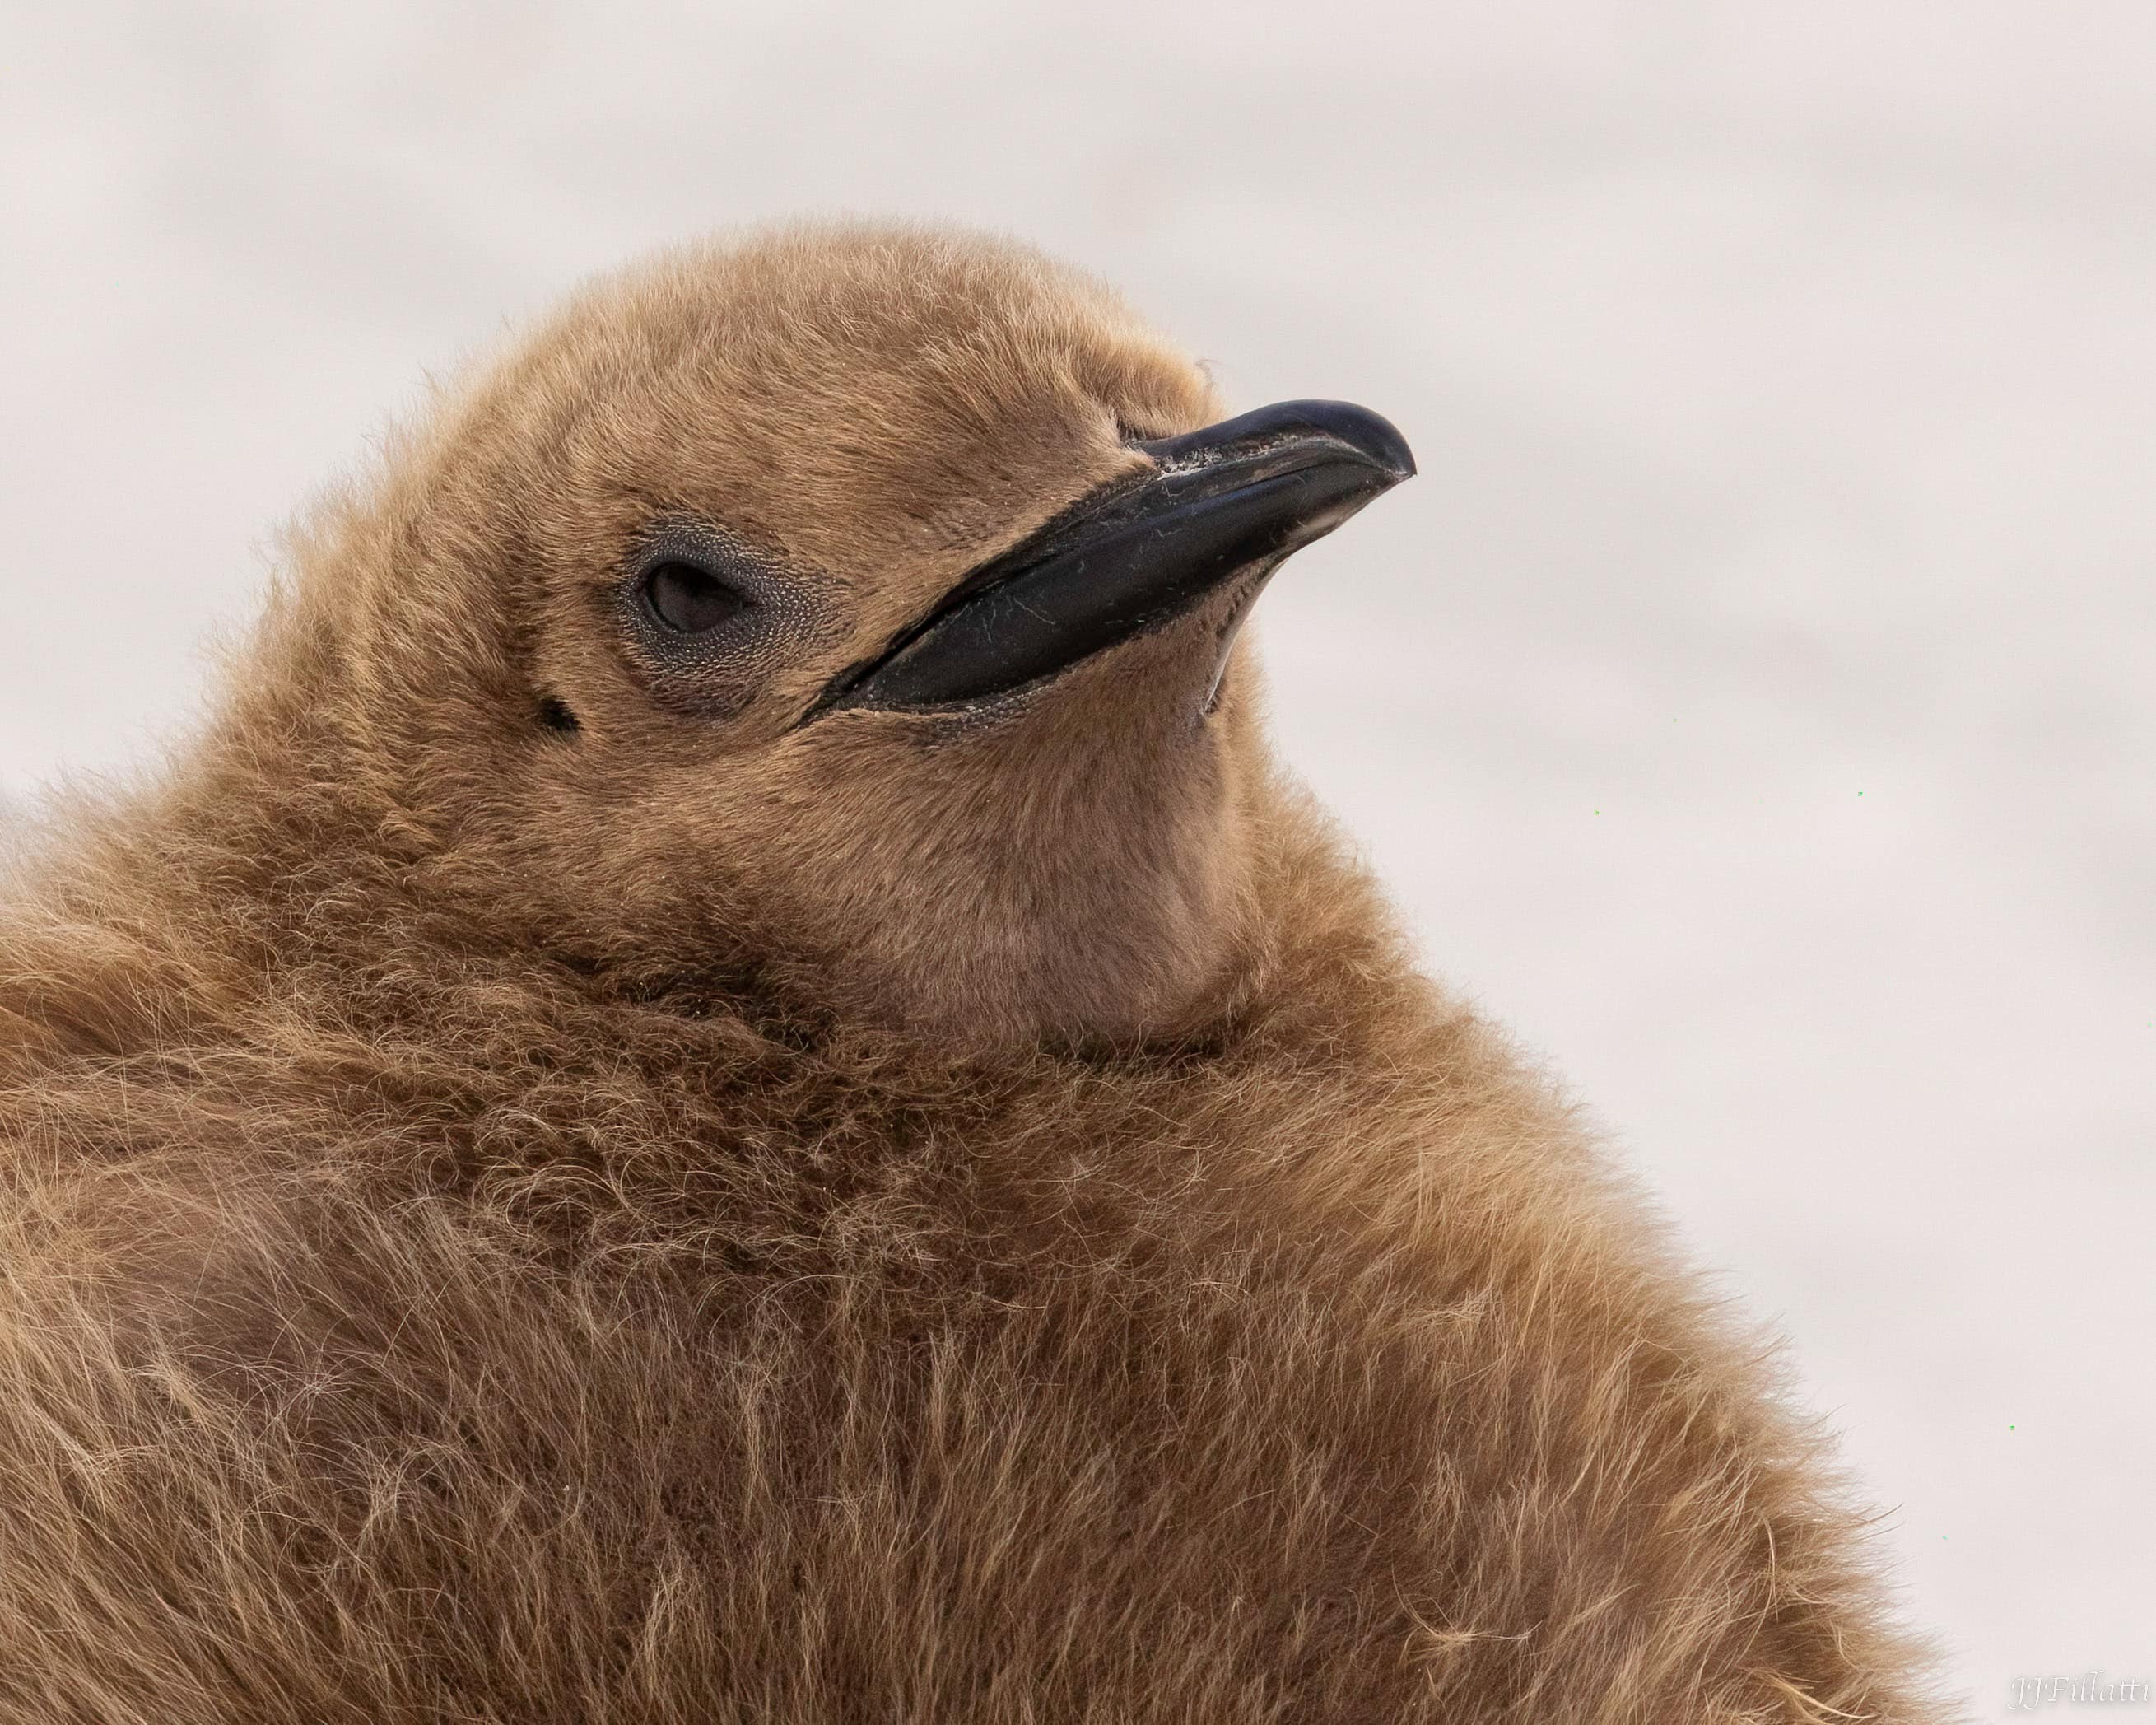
2 5 2149 1713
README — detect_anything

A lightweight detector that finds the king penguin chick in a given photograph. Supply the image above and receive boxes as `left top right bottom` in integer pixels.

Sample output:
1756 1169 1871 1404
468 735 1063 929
0 222 1940 1723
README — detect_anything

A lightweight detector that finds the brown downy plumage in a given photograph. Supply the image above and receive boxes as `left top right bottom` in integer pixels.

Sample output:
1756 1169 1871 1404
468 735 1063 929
0 221 1943 1723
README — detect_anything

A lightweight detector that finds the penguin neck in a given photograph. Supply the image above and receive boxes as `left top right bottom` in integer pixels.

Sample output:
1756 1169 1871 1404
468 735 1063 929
6 604 1434 1095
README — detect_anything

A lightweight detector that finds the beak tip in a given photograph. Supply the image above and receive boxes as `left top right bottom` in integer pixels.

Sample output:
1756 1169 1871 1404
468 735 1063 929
1294 398 1415 486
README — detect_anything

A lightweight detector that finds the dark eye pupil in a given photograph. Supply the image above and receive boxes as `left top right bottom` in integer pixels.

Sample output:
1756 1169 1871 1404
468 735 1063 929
645 561 746 633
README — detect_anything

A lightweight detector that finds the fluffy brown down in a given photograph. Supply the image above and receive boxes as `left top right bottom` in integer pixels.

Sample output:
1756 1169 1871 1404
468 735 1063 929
0 221 1944 1723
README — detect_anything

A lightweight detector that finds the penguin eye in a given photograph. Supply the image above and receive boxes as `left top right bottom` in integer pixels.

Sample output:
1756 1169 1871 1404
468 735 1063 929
618 523 822 722
641 559 748 635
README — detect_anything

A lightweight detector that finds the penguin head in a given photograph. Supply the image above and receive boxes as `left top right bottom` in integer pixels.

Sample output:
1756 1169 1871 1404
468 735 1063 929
293 224 1411 1050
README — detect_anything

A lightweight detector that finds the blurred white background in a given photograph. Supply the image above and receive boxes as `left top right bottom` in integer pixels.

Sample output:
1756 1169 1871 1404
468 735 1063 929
2 3 2150 1713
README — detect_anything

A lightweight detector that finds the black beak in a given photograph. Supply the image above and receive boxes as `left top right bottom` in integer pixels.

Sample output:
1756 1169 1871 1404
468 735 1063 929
805 399 1414 718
